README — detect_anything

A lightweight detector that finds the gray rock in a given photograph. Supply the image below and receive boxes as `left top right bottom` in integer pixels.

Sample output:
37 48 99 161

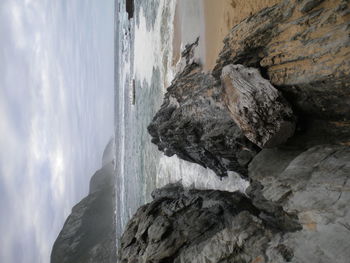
248 145 350 263
148 43 260 178
120 145 350 262
221 64 296 148
119 184 286 263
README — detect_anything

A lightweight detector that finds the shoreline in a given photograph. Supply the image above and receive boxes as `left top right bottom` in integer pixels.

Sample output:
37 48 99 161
172 0 280 73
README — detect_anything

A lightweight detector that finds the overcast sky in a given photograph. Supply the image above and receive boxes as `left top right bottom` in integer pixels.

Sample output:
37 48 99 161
0 0 115 262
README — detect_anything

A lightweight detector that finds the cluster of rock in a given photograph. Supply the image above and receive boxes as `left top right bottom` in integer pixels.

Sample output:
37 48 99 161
120 144 350 263
121 0 350 262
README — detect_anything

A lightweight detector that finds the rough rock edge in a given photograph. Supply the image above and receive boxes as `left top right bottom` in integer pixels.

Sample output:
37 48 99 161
119 183 301 263
221 64 296 148
119 145 350 263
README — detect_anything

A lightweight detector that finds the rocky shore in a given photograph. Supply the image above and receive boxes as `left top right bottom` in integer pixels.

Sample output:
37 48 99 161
120 0 350 262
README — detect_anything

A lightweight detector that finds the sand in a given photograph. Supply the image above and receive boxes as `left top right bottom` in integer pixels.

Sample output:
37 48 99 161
202 0 280 71
173 0 280 72
172 0 206 68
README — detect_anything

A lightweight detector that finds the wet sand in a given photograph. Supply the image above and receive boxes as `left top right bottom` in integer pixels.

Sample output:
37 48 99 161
173 0 280 72
202 0 280 71
172 0 206 68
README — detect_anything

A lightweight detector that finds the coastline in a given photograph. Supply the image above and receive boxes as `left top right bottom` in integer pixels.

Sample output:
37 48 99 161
202 0 280 72
172 0 280 72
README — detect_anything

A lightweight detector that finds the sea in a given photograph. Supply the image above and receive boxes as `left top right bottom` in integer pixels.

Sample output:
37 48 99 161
114 0 249 250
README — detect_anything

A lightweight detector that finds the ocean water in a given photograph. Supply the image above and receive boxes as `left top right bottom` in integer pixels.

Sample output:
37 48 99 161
114 0 249 249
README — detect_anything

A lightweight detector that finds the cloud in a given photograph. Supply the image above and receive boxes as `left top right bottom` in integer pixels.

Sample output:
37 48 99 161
0 0 114 262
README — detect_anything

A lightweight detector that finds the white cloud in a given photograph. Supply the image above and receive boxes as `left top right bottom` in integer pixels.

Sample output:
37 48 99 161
0 0 115 262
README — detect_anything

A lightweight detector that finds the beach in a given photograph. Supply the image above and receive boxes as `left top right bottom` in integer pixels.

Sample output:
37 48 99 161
173 0 280 71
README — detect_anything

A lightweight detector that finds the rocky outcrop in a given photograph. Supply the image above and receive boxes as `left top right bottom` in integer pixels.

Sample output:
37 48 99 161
221 64 296 148
213 0 350 123
126 0 134 19
247 144 350 263
148 0 350 179
119 144 350 262
119 183 299 263
148 43 266 178
134 0 350 262
51 164 116 263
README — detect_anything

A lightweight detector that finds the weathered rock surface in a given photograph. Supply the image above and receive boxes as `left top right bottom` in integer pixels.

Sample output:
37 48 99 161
221 64 296 148
248 144 350 263
148 43 265 178
213 0 350 123
51 164 116 263
148 0 350 178
119 145 350 262
132 1 350 262
119 183 299 263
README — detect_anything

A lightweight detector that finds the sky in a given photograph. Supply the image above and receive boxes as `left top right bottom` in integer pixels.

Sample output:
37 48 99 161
0 0 115 262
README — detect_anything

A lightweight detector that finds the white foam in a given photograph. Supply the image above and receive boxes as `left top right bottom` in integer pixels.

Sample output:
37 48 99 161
133 0 177 87
156 155 249 193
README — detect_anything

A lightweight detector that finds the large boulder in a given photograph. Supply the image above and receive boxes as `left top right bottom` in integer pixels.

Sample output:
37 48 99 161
247 145 350 263
119 183 300 263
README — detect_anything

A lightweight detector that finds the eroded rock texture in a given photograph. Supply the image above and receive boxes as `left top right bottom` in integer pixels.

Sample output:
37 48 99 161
138 0 350 262
119 184 299 263
51 163 116 263
213 0 350 123
149 43 267 178
120 145 350 262
248 145 350 263
221 64 296 148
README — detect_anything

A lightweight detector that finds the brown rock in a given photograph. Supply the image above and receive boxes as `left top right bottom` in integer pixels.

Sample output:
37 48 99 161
214 0 350 121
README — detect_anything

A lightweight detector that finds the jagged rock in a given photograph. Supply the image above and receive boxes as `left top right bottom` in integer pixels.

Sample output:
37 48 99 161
221 64 296 148
148 39 264 178
119 145 350 262
213 0 350 123
147 60 260 177
248 145 350 263
51 165 116 263
119 183 300 263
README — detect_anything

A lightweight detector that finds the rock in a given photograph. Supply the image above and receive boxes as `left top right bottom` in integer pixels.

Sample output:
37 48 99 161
126 0 134 19
120 145 350 262
300 0 325 13
213 0 350 123
119 184 299 263
221 64 296 148
147 60 260 178
248 145 350 263
51 165 116 263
